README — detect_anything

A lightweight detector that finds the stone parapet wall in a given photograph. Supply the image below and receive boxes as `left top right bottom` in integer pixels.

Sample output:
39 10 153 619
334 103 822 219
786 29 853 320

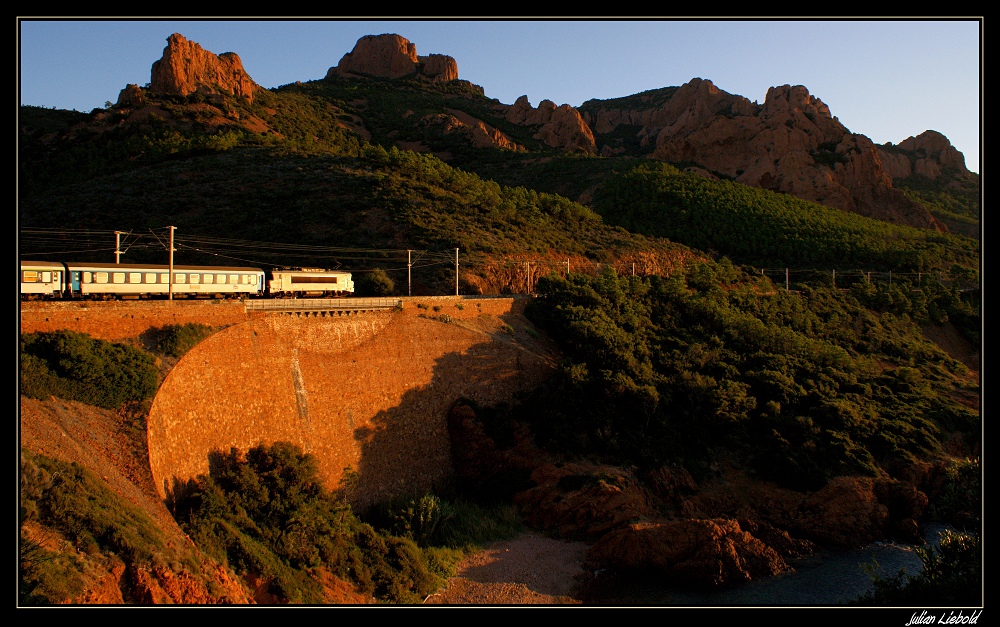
19 300 249 340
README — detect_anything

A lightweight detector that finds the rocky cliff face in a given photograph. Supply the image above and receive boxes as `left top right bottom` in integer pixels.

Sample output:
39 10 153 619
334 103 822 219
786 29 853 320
584 78 959 230
878 130 971 180
329 33 458 82
502 96 597 154
148 33 261 103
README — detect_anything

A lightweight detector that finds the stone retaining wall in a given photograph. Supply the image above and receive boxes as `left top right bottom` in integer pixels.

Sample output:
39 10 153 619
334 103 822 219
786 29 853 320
22 296 549 507
148 300 550 507
19 299 249 340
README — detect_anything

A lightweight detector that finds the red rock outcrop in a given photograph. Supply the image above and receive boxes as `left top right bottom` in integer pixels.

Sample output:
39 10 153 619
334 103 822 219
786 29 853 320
586 78 947 230
150 33 261 103
878 130 971 179
585 519 791 588
793 476 891 547
513 462 656 539
116 83 145 107
329 34 458 82
503 96 597 154
419 109 525 151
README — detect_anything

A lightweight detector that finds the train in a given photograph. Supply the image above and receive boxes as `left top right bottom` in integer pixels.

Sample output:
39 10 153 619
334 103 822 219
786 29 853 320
19 260 354 300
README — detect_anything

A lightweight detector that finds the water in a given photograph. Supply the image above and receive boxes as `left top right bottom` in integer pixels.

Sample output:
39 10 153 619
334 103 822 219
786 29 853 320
582 524 954 606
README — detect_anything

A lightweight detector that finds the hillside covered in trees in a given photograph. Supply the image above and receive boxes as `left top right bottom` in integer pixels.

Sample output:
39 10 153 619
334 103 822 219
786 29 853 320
19 55 981 605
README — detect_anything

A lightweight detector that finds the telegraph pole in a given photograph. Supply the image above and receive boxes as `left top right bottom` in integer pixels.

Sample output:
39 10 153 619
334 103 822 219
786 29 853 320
168 226 176 301
454 248 459 296
407 250 412 297
114 231 125 264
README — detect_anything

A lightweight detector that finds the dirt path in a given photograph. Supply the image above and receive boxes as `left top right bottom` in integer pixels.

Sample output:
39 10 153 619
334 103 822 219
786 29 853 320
423 532 591 605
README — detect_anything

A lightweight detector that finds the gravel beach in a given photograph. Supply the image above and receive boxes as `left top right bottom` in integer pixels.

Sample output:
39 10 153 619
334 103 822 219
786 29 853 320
423 532 591 605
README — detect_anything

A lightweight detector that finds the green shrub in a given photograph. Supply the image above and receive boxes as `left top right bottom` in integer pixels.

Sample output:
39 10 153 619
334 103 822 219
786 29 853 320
154 323 215 358
927 457 981 529
354 268 395 296
855 530 981 605
174 442 452 603
20 451 168 604
20 331 159 410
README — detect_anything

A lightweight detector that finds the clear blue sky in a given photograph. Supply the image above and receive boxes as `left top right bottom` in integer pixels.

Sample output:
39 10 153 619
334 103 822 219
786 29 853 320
18 18 982 173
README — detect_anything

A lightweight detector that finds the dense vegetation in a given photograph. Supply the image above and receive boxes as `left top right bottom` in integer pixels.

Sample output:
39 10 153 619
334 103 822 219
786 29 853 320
19 71 980 605
521 262 979 489
591 162 980 273
170 442 520 603
21 451 182 604
20 330 160 410
895 172 981 239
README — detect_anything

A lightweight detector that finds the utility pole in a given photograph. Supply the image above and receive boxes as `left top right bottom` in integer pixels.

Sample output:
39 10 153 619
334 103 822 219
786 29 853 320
566 259 570 277
407 249 412 297
454 248 459 296
785 268 790 292
114 231 125 264
832 269 836 289
632 262 636 277
168 226 176 301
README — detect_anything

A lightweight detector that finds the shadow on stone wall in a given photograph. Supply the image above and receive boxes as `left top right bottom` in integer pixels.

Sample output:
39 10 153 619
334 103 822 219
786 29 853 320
148 306 554 509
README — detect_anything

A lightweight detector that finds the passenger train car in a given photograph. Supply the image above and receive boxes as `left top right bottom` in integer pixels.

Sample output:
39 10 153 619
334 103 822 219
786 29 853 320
19 261 66 299
19 261 354 300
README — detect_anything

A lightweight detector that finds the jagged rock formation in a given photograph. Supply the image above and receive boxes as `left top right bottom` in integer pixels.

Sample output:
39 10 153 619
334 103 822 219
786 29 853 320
148 33 261 103
329 33 458 82
583 77 952 230
585 519 791 588
503 96 597 154
418 109 525 152
878 130 972 180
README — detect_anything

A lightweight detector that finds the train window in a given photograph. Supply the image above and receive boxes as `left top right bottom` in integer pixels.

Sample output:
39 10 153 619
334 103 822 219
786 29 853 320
95 272 108 284
203 274 214 284
229 275 238 284
215 274 224 284
190 273 200 284
22 271 37 283
83 272 92 283
128 273 141 284
42 271 52 283
174 274 186 283
250 275 258 285
160 274 169 283
145 273 157 283
112 273 125 284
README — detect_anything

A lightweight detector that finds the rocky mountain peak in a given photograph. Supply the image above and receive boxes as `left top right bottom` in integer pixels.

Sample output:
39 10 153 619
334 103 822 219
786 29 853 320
328 33 458 82
503 96 597 154
878 130 970 179
148 33 261 103
578 78 948 230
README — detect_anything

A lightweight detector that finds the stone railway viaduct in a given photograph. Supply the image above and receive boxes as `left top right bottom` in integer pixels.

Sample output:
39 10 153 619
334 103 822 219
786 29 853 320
19 296 554 507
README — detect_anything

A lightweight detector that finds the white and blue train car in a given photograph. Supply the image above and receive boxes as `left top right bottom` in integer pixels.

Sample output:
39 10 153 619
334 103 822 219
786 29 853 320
61 262 266 299
19 260 66 299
